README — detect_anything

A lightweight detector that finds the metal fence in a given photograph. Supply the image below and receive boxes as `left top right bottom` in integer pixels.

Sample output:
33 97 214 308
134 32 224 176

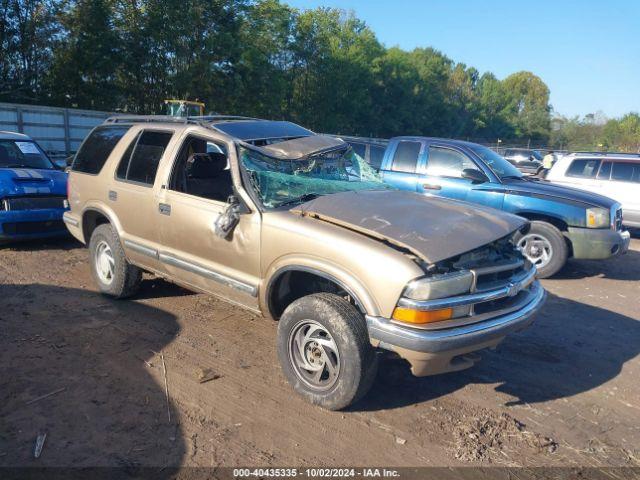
0 102 111 159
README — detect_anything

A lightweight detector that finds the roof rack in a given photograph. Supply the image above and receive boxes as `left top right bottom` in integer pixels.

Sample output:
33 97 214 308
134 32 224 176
104 115 196 125
195 115 262 123
103 114 263 125
570 151 640 156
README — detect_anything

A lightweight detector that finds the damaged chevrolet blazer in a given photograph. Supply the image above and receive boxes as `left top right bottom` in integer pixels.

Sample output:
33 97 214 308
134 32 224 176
65 116 546 410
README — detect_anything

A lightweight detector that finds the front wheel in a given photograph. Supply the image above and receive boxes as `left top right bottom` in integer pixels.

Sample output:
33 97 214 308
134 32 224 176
277 293 378 410
515 220 568 278
89 224 142 298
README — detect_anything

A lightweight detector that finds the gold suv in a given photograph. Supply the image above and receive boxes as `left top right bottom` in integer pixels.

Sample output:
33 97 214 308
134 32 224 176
64 116 546 410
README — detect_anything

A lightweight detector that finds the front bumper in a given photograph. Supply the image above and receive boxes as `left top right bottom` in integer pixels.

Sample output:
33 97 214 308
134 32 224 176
366 281 546 376
0 208 68 241
566 227 630 259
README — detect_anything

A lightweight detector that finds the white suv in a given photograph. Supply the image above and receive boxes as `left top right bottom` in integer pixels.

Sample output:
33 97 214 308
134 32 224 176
546 153 640 228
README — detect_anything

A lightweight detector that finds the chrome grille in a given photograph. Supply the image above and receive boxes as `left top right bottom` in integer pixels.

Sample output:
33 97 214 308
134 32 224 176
3 196 66 211
614 208 623 231
472 259 526 293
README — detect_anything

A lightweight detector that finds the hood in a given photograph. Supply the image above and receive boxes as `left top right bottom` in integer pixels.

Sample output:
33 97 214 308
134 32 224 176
0 167 68 197
242 135 346 160
290 190 526 264
503 177 618 208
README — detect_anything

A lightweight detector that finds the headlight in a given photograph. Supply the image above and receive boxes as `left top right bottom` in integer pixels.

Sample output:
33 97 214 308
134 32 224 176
395 271 474 326
586 207 609 228
402 270 473 300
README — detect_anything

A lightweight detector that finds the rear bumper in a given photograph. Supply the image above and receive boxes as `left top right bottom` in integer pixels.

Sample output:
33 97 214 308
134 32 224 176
0 208 68 241
366 282 546 376
566 227 630 259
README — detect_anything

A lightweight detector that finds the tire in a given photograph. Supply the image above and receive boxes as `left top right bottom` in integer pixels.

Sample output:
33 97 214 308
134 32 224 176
515 220 568 278
277 293 378 410
88 224 142 298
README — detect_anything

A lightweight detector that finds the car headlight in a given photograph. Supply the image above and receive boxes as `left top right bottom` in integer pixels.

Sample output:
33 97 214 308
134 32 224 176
586 207 609 228
393 271 474 325
402 270 473 300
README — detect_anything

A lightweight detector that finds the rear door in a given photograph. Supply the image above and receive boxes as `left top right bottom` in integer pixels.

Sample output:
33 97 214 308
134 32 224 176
380 140 424 192
112 128 175 272
559 158 602 191
604 161 640 215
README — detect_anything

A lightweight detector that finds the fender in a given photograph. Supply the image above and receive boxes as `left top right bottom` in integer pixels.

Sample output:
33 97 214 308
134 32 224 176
80 201 124 243
262 254 381 319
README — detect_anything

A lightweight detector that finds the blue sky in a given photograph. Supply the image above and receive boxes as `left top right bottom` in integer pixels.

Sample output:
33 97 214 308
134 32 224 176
286 0 640 119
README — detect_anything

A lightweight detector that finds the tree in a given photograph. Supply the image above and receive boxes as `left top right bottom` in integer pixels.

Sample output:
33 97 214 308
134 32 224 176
0 0 60 103
48 0 120 109
502 71 551 141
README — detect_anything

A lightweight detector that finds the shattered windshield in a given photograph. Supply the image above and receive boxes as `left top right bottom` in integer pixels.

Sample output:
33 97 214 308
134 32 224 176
239 145 392 209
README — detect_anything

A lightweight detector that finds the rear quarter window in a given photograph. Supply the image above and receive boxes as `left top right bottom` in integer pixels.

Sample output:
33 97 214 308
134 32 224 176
566 159 601 178
350 143 366 159
115 130 173 186
611 162 640 183
72 126 131 174
390 141 421 173
369 145 385 170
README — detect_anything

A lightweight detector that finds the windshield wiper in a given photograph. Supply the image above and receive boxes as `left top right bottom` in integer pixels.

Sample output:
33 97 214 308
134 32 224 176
276 193 321 208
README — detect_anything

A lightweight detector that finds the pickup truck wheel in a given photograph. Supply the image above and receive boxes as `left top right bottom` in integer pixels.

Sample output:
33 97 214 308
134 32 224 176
277 293 378 411
89 224 142 298
515 220 567 278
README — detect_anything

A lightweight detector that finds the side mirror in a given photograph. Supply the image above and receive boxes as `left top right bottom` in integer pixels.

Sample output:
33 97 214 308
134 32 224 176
214 195 242 239
462 168 489 184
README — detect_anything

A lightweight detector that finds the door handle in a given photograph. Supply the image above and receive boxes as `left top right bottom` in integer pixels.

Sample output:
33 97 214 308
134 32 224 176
159 203 171 216
422 183 442 191
108 190 117 201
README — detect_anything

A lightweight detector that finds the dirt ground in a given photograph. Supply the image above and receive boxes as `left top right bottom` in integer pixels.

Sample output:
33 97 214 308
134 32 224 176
1 236 640 469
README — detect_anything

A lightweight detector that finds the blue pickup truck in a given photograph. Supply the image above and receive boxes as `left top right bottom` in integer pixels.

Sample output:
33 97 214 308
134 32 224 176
373 137 630 278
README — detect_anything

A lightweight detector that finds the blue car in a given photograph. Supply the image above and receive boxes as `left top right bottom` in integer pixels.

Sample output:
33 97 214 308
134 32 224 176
379 137 631 278
0 131 69 242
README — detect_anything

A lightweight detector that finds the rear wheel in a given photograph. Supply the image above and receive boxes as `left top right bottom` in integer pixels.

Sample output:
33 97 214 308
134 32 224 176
277 293 378 410
89 224 142 298
516 220 567 278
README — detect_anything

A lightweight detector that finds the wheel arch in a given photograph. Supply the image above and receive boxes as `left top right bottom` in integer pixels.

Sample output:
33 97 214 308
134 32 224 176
513 211 569 232
264 264 376 321
81 205 121 244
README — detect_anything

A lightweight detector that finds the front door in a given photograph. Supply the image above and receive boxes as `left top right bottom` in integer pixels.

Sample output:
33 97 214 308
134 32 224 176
157 133 261 311
417 144 504 210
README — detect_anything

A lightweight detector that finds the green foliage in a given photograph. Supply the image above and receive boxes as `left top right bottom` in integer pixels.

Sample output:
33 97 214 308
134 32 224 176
0 0 637 151
550 112 640 152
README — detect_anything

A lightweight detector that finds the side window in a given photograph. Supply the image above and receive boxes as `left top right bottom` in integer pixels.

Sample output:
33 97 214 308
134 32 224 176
426 146 478 178
116 130 173 186
597 161 612 180
566 159 601 178
169 136 232 202
72 126 130 174
391 141 421 173
369 145 385 170
350 143 366 159
611 162 640 183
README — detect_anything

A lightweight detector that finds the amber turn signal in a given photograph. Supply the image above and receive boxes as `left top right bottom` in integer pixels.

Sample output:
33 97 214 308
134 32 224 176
392 307 454 324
